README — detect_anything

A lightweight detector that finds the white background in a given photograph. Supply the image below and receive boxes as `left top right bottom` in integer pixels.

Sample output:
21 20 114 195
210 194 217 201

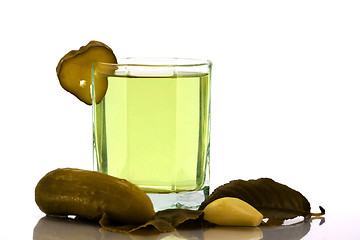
1 0 360 239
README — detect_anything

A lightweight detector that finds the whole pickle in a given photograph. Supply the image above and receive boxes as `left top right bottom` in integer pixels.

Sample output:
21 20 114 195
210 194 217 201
35 168 155 224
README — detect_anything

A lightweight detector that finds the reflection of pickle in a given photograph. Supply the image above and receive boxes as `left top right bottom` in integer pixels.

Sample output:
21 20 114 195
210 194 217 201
33 216 104 240
34 216 135 240
204 226 263 240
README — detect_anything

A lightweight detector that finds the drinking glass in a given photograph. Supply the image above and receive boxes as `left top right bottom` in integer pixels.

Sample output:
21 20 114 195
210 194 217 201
92 58 211 210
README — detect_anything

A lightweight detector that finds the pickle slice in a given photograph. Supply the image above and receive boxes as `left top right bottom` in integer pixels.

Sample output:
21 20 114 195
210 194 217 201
56 40 117 105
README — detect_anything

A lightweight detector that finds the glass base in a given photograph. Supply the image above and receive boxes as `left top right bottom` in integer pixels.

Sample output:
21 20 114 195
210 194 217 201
147 186 209 211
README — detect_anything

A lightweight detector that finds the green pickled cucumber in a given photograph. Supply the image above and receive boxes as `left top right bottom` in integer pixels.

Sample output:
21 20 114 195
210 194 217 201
35 168 155 224
56 40 117 105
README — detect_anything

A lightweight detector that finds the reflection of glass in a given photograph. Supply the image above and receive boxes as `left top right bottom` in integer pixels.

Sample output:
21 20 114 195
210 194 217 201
203 226 263 239
92 58 212 210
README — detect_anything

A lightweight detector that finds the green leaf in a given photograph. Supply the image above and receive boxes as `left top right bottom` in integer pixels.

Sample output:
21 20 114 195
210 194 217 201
199 178 312 225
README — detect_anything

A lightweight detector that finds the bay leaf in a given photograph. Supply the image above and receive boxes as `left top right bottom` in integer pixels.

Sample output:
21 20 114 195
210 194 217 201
199 178 312 225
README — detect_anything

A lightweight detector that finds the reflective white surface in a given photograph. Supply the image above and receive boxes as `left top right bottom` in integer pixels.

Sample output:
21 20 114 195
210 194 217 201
28 212 358 239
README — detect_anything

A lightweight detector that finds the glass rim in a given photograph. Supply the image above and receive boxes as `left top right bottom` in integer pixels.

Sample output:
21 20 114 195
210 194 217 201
94 57 212 68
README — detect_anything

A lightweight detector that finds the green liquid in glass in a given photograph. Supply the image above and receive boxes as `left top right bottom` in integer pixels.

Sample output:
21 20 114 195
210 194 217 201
93 72 210 194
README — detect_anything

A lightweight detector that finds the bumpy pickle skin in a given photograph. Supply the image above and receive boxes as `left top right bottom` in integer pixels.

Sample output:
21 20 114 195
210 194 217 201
56 41 117 105
203 197 263 227
35 168 155 224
